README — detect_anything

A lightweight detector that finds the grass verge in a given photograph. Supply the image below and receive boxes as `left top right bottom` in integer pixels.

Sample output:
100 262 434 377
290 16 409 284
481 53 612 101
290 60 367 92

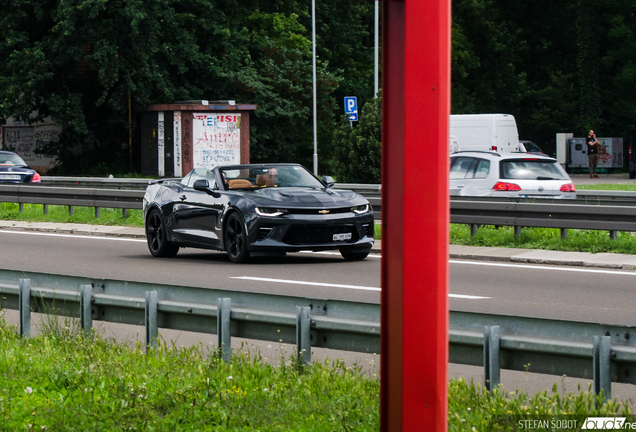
0 203 143 227
0 313 632 430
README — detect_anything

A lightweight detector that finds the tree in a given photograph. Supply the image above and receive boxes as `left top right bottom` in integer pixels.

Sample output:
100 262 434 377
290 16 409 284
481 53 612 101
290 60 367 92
329 92 381 184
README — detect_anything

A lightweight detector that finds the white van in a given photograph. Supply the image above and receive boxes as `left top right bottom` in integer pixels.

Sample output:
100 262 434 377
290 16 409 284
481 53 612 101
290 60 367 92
450 114 520 153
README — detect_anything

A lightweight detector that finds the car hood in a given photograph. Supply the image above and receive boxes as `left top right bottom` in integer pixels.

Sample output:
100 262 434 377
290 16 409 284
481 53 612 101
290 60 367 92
244 187 367 208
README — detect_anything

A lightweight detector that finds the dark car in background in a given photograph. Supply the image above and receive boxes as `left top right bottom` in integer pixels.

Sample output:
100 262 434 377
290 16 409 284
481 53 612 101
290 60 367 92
143 163 374 263
0 151 41 183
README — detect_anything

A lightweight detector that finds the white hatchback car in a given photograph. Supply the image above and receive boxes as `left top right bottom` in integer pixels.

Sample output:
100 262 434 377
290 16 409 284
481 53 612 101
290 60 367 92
450 151 576 199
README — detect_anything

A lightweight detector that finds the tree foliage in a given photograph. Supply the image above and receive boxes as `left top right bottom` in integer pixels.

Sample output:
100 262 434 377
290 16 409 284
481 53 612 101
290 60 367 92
329 93 381 184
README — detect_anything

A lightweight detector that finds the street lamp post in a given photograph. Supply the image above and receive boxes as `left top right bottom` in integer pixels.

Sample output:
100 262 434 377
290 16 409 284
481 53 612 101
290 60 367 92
312 0 318 176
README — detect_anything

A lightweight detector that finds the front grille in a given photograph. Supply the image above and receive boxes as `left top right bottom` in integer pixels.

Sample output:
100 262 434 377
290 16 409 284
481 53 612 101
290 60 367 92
285 207 352 215
283 224 358 245
362 223 374 239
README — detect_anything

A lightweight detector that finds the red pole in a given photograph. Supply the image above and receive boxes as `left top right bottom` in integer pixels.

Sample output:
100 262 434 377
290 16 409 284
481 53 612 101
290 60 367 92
381 0 450 430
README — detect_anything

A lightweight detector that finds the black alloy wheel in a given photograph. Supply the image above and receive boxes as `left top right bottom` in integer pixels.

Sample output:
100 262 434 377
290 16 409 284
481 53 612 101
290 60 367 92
224 212 250 263
340 248 370 261
146 209 179 258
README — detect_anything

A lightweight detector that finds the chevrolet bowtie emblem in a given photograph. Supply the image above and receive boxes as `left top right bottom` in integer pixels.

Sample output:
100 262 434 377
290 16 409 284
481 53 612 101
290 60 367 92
319 210 330 214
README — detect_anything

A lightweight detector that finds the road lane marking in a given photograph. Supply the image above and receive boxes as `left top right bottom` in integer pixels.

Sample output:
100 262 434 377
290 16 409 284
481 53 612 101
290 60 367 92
449 259 636 276
0 230 146 242
231 276 489 299
299 251 381 258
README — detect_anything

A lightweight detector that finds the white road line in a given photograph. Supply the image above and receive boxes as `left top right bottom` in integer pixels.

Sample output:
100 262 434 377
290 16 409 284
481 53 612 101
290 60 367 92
230 276 489 299
0 230 146 242
449 259 636 276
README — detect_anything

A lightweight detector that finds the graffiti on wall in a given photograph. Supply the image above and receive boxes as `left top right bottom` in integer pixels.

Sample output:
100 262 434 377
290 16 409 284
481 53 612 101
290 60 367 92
192 113 241 169
2 124 60 173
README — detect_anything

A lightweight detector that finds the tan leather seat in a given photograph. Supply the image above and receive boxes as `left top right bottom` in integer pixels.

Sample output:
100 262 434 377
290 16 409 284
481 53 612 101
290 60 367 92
255 174 267 186
228 179 253 189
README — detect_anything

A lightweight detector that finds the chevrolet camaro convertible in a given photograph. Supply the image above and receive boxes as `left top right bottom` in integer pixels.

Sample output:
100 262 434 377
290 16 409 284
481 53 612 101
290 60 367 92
142 164 374 263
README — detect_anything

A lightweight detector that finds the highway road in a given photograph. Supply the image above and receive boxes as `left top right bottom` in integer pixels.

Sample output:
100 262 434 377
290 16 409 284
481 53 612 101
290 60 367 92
2 229 636 325
4 229 636 399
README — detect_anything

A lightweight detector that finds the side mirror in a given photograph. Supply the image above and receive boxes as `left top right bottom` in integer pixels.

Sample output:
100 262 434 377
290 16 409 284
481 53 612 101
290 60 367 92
321 176 335 188
193 179 210 191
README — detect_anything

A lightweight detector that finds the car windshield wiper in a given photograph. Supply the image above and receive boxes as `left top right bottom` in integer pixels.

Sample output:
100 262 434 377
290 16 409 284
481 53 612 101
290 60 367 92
536 176 558 180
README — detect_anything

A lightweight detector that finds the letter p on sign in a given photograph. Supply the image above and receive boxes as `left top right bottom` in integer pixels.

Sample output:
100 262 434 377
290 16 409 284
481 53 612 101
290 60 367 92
344 96 358 121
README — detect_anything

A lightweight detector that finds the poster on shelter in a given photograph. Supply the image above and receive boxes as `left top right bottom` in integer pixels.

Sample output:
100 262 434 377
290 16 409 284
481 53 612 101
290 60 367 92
1 122 61 174
192 113 241 170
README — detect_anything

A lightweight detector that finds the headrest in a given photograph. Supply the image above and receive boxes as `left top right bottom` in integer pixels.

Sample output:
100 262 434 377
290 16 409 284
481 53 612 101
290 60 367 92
255 174 267 186
228 179 253 189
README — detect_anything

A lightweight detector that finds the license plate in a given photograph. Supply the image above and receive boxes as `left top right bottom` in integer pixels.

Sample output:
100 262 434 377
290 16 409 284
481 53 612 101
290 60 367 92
333 233 352 241
0 175 20 180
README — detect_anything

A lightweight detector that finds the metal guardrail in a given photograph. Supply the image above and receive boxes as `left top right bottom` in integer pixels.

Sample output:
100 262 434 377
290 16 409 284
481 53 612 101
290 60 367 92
0 268 633 400
6 181 636 235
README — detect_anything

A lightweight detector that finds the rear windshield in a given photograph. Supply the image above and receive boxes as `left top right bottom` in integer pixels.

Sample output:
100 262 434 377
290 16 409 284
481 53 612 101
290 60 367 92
0 153 28 167
500 159 568 180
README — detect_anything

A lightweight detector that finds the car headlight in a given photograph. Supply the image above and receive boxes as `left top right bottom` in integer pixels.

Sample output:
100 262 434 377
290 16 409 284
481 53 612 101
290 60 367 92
255 207 288 217
352 204 370 214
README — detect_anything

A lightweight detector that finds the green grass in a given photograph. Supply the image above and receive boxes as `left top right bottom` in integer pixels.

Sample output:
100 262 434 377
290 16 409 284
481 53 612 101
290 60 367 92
0 313 632 430
450 225 636 254
0 203 144 227
0 313 379 431
576 183 636 191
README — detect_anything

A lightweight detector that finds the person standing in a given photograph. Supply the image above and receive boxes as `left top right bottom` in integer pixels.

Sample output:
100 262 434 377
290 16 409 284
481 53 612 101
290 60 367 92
586 130 600 178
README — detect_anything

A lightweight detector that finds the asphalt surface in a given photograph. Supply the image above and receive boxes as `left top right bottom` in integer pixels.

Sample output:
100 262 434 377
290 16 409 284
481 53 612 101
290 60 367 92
3 228 636 325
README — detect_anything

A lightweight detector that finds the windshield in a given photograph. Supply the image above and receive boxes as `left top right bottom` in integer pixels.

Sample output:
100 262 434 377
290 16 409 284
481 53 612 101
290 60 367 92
0 153 28 167
220 165 324 190
500 160 568 180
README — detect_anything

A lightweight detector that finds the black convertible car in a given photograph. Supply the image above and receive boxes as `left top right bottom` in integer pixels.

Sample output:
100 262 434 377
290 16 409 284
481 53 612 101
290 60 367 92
143 163 374 263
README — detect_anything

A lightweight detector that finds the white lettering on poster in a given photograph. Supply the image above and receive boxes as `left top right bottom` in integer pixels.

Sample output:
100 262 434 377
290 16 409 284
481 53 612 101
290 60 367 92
173 111 182 177
192 113 241 169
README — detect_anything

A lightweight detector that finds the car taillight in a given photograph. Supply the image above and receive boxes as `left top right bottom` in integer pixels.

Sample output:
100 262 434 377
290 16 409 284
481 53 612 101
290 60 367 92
560 183 575 192
492 181 521 191
31 173 41 183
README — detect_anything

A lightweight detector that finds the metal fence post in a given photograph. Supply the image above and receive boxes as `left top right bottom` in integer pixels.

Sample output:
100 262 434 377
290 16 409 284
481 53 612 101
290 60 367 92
19 278 31 338
95 207 100 218
217 298 231 361
514 226 521 239
593 335 612 401
560 228 568 239
19 203 24 212
470 224 478 237
80 285 93 337
296 306 312 365
43 204 49 215
484 325 500 391
68 205 74 215
122 209 128 218
145 291 158 353
609 231 617 241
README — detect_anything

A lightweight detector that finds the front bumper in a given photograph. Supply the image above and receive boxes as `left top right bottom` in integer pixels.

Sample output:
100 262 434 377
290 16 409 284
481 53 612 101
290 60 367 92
247 212 375 252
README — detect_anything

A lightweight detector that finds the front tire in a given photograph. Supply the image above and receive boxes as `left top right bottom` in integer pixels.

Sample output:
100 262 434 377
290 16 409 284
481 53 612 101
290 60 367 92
340 248 370 261
146 209 179 258
224 212 250 263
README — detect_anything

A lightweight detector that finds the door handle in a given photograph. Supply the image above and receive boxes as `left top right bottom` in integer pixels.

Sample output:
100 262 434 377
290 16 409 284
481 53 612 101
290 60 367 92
179 195 187 201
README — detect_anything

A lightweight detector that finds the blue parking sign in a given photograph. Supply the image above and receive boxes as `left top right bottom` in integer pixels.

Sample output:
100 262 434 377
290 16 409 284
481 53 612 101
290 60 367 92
344 96 358 121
